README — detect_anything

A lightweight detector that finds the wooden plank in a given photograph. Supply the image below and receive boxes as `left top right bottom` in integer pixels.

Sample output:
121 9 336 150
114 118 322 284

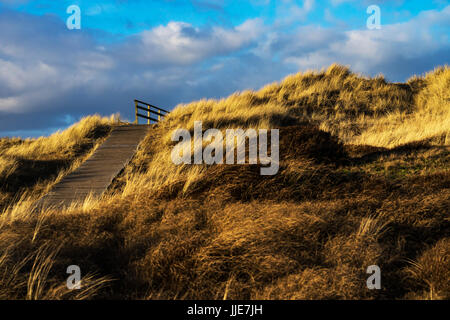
136 106 168 117
136 113 159 122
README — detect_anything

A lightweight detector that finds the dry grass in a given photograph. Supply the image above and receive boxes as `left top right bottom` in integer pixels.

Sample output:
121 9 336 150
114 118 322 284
0 65 448 300
404 239 450 300
0 114 117 212
352 66 450 147
110 64 449 199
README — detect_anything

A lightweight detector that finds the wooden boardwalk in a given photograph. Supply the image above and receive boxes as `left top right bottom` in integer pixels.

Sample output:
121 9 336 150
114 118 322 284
36 124 149 210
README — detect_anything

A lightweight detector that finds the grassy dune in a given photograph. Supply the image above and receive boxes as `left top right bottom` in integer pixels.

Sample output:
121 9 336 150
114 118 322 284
0 65 448 300
0 115 115 213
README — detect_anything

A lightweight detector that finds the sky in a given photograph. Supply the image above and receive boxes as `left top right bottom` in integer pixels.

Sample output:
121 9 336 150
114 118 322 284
0 0 449 137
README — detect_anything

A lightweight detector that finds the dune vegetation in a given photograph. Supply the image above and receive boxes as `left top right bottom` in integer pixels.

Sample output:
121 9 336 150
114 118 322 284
0 64 448 300
0 115 115 213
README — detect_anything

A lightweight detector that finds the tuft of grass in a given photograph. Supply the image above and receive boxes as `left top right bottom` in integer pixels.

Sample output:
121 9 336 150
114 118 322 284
404 239 450 300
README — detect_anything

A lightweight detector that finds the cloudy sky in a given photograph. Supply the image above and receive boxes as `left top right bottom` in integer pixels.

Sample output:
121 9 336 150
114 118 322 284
0 0 449 137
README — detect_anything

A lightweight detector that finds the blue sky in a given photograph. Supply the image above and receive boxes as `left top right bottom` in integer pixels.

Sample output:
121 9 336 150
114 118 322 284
0 0 449 137
7 0 445 33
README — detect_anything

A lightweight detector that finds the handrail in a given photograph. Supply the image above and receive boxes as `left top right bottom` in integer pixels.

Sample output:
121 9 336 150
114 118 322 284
134 99 170 124
135 99 170 113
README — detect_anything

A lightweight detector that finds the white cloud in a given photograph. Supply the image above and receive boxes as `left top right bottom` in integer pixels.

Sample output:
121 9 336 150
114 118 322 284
136 19 264 65
274 0 315 26
0 12 266 117
283 6 450 76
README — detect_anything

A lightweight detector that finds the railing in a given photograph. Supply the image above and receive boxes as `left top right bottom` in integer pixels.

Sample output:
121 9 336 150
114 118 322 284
134 99 170 124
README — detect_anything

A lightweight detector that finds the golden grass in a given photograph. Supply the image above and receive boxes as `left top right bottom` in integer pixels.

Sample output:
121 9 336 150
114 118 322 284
405 238 450 300
0 65 448 300
0 240 112 300
1 114 118 159
109 64 449 200
352 66 450 147
0 114 117 213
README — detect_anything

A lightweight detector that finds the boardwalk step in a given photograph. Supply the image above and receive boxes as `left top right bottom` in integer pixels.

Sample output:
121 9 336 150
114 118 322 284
35 124 149 210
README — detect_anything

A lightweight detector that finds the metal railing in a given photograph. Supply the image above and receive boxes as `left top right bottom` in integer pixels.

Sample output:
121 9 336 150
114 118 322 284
134 99 170 124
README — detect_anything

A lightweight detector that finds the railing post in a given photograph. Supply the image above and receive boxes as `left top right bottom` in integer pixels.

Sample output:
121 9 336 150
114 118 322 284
134 99 169 124
134 100 138 124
